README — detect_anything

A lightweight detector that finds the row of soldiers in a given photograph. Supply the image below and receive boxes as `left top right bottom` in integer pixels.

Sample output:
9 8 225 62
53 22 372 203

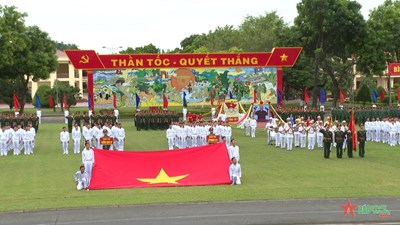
275 107 325 122
332 108 400 125
134 110 179 131
65 110 119 133
365 117 400 146
0 113 39 132
265 117 366 159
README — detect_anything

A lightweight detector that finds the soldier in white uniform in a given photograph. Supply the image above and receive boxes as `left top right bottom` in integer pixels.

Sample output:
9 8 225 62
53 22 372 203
307 121 316 150
115 123 125 151
22 126 34 155
299 122 307 148
250 117 257 138
73 165 89 190
244 119 251 136
293 120 300 147
60 126 70 155
82 142 95 186
82 123 93 146
93 123 103 149
229 157 242 185
166 125 175 150
389 119 397 146
286 123 294 151
11 126 22 155
229 139 240 162
0 127 8 156
365 118 372 141
316 121 324 148
114 107 119 122
72 123 81 154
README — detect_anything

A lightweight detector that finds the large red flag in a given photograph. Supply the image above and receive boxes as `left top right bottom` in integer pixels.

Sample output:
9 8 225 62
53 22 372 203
88 143 231 189
113 93 117 108
13 92 20 110
380 90 385 102
339 88 345 104
253 89 257 103
304 88 309 104
348 110 357 151
63 95 68 109
397 87 400 102
163 94 168 109
48 95 54 108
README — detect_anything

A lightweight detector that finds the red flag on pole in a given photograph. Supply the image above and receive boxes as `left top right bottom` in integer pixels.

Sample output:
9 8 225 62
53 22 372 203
339 88 345 104
13 92 20 110
397 87 400 102
113 93 117 108
63 95 68 109
253 89 257 103
48 95 54 108
163 94 168 109
210 91 214 107
379 90 385 102
348 110 357 151
304 88 309 104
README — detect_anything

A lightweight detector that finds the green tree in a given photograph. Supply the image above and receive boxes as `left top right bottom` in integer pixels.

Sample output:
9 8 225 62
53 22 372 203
32 85 52 108
295 0 366 108
239 11 286 52
56 41 79 50
48 80 80 112
0 5 58 113
120 43 160 54
356 84 371 106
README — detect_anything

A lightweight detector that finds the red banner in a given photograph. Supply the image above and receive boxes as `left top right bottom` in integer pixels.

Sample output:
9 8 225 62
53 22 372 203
389 63 400 75
66 47 302 69
13 92 20 110
88 142 231 189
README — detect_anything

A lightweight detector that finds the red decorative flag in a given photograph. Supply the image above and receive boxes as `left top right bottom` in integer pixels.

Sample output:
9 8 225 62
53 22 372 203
163 94 168 109
210 91 214 106
63 95 68 109
48 95 54 108
13 92 20 110
380 90 385 102
348 110 357 151
113 93 117 108
304 88 309 104
398 87 400 102
339 88 345 104
253 90 257 103
88 143 231 189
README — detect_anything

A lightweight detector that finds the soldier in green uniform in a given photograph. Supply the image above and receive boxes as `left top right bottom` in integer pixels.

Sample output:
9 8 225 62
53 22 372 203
345 127 353 158
111 111 117 126
74 111 82 127
357 123 367 158
66 114 74 133
83 111 90 126
334 124 344 158
32 113 39 132
319 122 333 159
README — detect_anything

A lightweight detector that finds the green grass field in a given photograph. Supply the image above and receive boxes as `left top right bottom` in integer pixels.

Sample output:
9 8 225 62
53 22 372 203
0 121 399 213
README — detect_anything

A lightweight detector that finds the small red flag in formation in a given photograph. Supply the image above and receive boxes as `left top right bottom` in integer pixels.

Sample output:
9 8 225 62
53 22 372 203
48 95 54 108
380 90 385 102
13 92 20 110
113 93 117 108
63 95 68 109
339 88 345 104
304 88 309 104
163 94 168 109
348 110 357 151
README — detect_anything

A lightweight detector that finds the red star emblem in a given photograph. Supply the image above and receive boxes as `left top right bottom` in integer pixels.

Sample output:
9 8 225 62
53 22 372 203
341 199 357 217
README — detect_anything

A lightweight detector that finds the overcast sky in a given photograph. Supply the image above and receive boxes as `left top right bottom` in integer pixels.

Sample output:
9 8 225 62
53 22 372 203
2 0 384 53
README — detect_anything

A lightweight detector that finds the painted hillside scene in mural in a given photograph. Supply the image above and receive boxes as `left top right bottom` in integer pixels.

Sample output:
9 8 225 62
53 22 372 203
93 67 277 108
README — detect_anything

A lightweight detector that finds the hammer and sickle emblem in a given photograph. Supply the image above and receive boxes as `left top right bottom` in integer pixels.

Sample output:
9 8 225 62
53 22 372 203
79 54 90 64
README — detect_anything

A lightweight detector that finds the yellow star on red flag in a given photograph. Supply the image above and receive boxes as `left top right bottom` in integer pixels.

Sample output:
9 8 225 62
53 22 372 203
280 53 288 62
137 168 189 184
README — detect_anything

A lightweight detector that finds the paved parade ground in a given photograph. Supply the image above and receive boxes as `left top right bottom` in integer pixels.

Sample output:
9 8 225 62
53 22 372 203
1 197 399 225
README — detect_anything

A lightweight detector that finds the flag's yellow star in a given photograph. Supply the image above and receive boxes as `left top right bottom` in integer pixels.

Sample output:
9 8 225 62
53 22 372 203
137 168 189 184
280 53 288 62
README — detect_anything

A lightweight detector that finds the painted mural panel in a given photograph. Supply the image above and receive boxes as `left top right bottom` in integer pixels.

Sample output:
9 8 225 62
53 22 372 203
93 67 277 108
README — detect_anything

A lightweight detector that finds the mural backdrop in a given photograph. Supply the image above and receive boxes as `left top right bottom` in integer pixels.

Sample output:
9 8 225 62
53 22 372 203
93 67 277 108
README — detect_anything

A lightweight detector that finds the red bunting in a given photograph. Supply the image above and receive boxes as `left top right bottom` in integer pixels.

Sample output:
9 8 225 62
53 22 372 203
163 94 168 109
48 95 54 108
304 88 309 104
13 92 20 110
339 88 345 104
380 90 385 102
63 95 68 109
